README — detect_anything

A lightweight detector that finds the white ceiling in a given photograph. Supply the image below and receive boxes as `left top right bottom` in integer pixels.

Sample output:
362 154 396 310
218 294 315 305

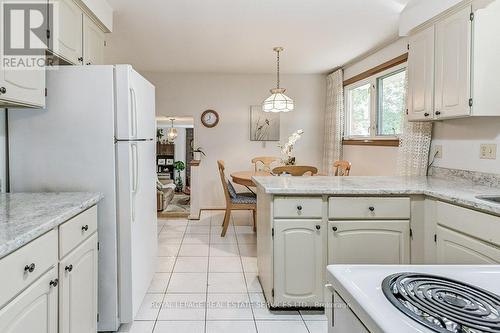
105 0 412 74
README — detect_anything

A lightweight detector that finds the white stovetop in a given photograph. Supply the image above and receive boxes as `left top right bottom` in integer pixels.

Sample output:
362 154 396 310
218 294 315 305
327 265 500 333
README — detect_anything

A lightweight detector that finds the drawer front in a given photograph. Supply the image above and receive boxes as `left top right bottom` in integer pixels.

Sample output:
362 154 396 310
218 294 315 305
329 197 410 219
436 201 500 247
274 197 323 219
59 206 97 258
0 230 58 308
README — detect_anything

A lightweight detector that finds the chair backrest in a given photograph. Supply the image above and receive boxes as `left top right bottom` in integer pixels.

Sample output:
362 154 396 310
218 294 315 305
272 165 318 176
334 160 352 176
251 156 280 172
217 160 232 204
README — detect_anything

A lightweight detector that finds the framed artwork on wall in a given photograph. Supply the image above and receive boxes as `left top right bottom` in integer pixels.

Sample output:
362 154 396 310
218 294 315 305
250 105 280 141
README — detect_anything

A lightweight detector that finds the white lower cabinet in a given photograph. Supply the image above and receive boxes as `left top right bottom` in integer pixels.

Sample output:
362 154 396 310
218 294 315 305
0 267 58 333
0 206 98 332
328 220 410 264
60 233 98 333
436 226 500 264
274 219 326 306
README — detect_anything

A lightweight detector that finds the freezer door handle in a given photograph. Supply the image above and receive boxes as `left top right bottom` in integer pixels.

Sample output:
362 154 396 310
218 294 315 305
130 88 138 138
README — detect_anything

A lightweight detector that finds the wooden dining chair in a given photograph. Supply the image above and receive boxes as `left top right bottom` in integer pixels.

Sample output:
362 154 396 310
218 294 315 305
272 165 318 176
217 160 257 237
252 156 280 172
334 160 352 176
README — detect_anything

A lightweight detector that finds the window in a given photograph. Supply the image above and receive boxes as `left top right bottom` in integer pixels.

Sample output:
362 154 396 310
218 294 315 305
345 64 406 139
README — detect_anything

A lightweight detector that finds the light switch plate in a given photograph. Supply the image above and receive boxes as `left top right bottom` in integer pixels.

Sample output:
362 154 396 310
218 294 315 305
480 144 497 160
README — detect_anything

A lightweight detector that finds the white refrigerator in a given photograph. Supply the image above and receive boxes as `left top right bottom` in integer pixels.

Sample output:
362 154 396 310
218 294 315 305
8 65 158 331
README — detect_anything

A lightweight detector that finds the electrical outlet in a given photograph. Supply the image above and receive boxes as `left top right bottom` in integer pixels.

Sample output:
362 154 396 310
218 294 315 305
434 145 443 159
480 144 497 160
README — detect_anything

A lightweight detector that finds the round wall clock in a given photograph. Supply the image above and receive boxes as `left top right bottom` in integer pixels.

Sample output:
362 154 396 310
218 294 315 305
201 110 219 128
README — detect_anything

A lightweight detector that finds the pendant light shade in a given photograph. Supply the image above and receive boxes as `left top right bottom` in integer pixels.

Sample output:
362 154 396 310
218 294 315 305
167 118 178 142
262 47 294 113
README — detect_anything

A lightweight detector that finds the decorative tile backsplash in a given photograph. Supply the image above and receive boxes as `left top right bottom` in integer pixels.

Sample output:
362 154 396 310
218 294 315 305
429 166 500 188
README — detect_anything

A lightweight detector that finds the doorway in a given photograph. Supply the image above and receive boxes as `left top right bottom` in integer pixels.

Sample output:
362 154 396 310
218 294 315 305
155 116 195 219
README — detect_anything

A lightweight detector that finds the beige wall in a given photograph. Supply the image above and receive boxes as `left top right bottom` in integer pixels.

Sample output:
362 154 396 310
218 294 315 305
342 38 407 177
431 117 500 174
143 72 326 209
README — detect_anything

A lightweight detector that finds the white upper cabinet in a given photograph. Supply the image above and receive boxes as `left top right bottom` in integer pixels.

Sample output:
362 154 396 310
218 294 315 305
52 0 84 65
407 1 500 121
83 16 105 65
0 68 46 108
407 26 435 121
434 6 471 119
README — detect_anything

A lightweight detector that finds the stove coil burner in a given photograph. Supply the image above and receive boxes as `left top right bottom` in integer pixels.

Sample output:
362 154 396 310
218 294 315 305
382 273 500 333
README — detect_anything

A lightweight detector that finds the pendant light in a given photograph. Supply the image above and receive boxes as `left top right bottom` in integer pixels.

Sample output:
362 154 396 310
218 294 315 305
167 118 178 142
262 47 294 113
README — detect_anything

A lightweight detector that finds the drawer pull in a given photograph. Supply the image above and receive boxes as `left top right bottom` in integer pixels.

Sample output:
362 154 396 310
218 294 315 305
82 225 89 232
49 279 59 287
297 205 303 211
315 225 321 230
65 265 73 272
368 206 375 212
332 226 338 232
24 263 36 273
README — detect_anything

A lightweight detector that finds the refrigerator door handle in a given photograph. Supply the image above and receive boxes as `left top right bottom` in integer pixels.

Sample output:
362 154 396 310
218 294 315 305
130 88 138 138
131 143 139 221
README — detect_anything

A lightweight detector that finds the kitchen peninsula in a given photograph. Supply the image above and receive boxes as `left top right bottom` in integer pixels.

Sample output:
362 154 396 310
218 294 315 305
253 173 500 308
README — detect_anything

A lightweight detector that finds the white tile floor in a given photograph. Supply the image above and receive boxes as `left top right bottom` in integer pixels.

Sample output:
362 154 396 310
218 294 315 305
117 210 327 333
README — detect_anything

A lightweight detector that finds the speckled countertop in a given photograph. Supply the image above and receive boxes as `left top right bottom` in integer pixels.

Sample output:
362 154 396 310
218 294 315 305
253 176 500 216
0 193 103 259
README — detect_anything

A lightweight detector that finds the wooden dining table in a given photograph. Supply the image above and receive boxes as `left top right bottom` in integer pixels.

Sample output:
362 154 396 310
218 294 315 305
230 170 271 187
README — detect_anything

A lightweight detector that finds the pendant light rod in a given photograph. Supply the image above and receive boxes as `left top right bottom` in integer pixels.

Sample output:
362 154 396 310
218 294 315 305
273 47 283 89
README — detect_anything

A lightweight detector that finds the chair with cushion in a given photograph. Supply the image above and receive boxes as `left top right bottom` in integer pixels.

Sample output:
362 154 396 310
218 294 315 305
217 160 257 237
272 165 318 176
333 160 352 176
252 156 280 172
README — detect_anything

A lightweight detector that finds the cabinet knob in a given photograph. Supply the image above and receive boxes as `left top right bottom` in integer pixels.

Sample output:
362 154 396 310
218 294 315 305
65 265 73 272
78 57 83 62
24 263 36 273
86 62 92 65
0 87 6 94
435 111 441 116
82 225 89 232
332 226 338 232
297 205 303 211
368 206 375 212
424 113 430 117
315 225 321 230
49 279 58 287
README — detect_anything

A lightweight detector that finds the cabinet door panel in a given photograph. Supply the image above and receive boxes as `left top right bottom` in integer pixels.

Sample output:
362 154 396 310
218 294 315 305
436 226 500 264
435 6 472 118
328 220 410 265
0 268 58 333
0 68 45 107
60 233 98 333
408 25 435 121
52 0 83 64
83 16 105 65
274 219 325 306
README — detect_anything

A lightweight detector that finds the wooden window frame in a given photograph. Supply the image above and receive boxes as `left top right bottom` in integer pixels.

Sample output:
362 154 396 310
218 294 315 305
343 54 408 147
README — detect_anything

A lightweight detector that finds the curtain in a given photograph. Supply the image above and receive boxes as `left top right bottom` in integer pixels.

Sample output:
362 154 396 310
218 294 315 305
397 69 433 176
322 69 344 176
